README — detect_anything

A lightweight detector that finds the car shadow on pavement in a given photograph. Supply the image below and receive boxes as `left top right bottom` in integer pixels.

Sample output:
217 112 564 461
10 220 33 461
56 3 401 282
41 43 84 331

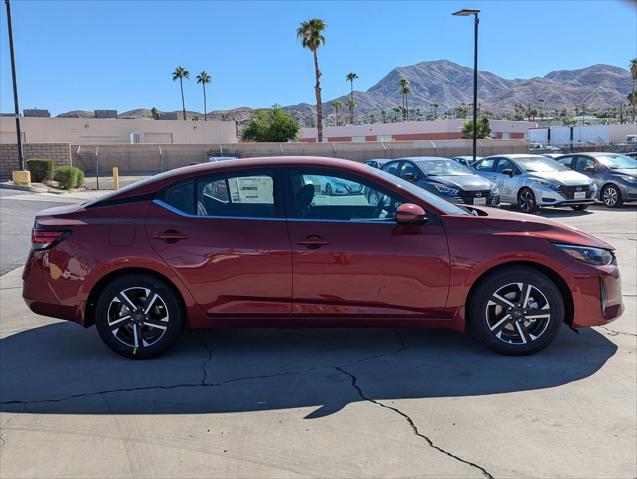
0 323 617 418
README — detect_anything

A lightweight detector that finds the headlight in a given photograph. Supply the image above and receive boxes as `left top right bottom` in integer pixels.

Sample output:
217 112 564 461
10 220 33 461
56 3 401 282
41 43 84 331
554 243 614 266
535 179 561 191
619 175 637 183
433 184 459 195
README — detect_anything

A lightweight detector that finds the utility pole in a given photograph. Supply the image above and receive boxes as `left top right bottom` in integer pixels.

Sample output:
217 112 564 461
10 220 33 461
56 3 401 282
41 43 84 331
5 0 25 170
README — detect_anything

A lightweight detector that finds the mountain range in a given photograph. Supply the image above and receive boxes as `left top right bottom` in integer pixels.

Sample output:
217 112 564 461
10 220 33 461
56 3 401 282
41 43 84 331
57 60 633 124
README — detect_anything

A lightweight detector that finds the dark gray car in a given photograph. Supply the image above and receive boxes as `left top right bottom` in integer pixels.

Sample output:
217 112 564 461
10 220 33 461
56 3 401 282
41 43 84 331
557 152 637 207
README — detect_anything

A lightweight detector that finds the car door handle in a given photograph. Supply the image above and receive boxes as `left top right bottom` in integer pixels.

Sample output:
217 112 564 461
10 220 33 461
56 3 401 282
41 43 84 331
152 229 189 243
296 235 331 249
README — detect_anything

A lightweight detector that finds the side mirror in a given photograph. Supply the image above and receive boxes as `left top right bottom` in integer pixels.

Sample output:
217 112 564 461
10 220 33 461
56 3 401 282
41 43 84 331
501 168 514 177
585 166 595 173
396 203 427 224
401 172 415 181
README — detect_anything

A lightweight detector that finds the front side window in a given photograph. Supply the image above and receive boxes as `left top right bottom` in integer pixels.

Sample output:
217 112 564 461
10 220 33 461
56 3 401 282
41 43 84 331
557 156 574 168
288 171 402 221
400 162 417 178
496 159 519 175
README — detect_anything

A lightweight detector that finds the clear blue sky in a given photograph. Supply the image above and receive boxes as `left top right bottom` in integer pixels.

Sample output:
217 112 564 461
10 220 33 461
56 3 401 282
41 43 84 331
1 0 635 115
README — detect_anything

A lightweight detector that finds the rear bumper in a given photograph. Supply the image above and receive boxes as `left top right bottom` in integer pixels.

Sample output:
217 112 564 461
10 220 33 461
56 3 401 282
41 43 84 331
567 262 623 328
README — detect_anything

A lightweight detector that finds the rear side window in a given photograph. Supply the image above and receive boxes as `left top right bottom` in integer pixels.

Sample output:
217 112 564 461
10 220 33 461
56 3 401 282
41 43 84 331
475 158 496 172
162 181 195 215
197 174 276 218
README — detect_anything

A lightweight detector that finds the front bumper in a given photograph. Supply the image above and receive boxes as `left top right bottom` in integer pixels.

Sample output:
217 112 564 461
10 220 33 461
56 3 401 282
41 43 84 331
532 183 596 207
566 261 623 328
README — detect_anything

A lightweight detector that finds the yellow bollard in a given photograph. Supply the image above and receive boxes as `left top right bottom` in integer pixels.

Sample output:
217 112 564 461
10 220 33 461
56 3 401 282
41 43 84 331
112 167 119 190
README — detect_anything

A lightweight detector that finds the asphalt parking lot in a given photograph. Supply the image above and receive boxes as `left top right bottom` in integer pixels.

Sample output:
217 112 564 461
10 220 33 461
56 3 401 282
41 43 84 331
0 191 635 479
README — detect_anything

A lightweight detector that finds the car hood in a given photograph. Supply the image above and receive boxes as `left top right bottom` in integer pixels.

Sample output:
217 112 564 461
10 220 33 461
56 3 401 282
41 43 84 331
429 175 493 191
526 170 592 185
472 206 613 250
609 168 637 178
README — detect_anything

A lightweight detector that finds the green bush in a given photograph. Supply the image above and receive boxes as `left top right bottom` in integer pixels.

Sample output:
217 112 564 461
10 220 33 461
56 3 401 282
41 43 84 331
76 168 85 187
54 166 83 189
26 158 54 182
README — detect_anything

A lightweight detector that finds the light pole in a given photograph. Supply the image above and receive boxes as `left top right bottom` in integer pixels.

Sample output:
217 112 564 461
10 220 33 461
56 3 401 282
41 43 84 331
453 8 480 163
4 0 24 171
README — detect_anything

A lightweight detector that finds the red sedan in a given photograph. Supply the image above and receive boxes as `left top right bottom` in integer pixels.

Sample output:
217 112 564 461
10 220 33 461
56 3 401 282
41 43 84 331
22 157 623 358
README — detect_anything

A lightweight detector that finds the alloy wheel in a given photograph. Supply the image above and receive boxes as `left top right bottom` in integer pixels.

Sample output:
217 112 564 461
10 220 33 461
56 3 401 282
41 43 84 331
368 192 380 206
519 190 536 213
107 287 170 349
485 282 551 345
603 186 619 207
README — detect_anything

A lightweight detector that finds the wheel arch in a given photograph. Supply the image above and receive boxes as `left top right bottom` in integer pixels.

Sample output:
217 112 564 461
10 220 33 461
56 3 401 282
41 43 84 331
465 261 574 327
600 181 621 199
84 267 187 328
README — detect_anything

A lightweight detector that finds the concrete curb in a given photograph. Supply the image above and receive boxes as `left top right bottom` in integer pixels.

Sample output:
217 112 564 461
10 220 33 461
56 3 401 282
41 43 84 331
0 182 48 193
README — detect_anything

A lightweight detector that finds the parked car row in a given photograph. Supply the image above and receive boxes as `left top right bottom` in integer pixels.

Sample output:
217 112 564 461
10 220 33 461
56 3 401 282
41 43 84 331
365 152 636 213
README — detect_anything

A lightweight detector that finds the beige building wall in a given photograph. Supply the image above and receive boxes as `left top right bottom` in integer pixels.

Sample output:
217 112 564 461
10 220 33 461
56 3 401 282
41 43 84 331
0 117 237 145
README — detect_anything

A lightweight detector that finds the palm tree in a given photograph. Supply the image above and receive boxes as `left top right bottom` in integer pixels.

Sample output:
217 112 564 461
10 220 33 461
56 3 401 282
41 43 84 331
345 72 358 124
630 58 637 122
432 102 439 120
172 66 190 120
196 71 212 121
297 18 327 142
331 100 343 126
399 78 410 121
347 99 356 124
150 107 159 120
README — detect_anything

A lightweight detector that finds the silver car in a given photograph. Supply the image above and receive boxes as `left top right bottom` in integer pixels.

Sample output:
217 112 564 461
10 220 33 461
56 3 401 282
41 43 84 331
556 152 637 207
473 154 596 213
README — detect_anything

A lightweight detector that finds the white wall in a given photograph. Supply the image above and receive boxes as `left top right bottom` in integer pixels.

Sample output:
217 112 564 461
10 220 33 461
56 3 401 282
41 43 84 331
530 124 637 147
0 117 237 144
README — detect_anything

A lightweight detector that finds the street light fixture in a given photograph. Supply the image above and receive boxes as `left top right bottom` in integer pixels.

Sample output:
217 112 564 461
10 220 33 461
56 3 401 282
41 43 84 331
453 8 480 164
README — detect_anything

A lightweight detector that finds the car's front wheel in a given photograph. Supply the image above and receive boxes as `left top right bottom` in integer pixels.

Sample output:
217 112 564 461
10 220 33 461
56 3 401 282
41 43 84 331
518 188 539 213
95 274 185 359
602 184 623 208
469 267 563 355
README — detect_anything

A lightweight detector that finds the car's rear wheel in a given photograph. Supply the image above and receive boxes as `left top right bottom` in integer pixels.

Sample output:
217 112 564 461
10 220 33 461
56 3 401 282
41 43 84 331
469 267 563 355
518 188 539 213
95 274 185 359
571 204 589 211
602 184 623 208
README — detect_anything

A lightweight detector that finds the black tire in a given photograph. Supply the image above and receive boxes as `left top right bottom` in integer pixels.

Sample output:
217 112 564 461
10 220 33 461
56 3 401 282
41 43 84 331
601 184 623 208
95 274 185 359
325 183 333 196
518 188 539 213
468 267 563 355
571 204 589 211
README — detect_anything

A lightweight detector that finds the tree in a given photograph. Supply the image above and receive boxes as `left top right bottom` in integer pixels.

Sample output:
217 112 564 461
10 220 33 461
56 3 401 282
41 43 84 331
196 71 212 121
242 105 300 142
172 66 190 120
150 107 159 120
380 110 387 123
347 98 356 123
331 100 343 126
461 116 491 139
345 72 359 124
399 78 410 121
297 19 327 142
432 102 439 120
630 58 637 122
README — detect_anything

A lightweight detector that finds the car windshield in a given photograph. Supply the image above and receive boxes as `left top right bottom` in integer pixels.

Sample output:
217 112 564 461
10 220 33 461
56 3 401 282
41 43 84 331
596 154 637 170
365 166 469 215
513 156 569 173
414 159 474 176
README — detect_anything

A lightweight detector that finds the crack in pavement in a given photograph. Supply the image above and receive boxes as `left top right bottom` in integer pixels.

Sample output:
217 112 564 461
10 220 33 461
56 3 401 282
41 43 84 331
600 327 637 338
334 366 495 479
199 330 215 385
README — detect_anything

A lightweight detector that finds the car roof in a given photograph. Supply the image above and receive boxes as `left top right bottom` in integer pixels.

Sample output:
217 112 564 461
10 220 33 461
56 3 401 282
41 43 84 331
364 158 391 164
88 156 376 204
398 156 451 162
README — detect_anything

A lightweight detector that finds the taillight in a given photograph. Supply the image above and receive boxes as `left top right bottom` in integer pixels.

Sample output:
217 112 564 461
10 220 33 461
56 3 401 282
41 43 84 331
31 230 69 250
